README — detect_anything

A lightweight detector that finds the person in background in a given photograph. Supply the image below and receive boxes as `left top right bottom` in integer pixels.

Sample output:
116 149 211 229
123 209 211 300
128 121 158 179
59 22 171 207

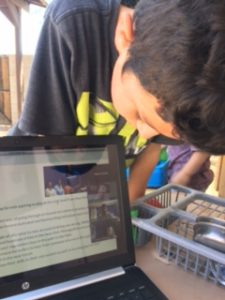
45 181 57 197
9 0 225 201
167 145 214 192
98 184 110 200
54 179 65 195
63 179 74 195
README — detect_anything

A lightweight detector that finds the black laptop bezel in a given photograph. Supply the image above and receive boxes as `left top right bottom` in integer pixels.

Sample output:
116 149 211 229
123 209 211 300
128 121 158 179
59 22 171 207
0 135 135 298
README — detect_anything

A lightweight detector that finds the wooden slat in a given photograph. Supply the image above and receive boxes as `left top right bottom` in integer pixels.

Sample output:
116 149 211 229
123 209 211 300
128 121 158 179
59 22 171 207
0 0 47 11
217 156 225 197
0 0 7 8
28 0 47 7
10 0 29 11
0 56 10 91
0 91 11 122
0 2 20 26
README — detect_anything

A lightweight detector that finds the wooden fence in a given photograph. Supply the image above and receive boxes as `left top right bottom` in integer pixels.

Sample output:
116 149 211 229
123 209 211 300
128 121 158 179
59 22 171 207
0 55 33 126
0 56 11 123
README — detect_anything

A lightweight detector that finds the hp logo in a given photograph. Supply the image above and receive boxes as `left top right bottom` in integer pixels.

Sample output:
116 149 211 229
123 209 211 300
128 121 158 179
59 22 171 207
22 281 30 290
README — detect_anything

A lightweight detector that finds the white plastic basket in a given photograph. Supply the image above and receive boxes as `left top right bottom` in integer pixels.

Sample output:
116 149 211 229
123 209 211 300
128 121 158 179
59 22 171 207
132 184 225 287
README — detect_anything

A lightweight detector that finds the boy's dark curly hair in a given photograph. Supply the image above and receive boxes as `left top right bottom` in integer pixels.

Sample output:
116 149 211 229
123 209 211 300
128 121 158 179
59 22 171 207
123 0 225 155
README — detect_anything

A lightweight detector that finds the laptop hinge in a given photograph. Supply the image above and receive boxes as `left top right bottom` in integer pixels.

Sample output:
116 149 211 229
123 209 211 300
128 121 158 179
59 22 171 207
4 267 125 300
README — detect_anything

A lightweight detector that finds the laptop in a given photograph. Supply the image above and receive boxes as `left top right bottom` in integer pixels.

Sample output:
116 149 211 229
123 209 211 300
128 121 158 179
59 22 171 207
0 135 167 300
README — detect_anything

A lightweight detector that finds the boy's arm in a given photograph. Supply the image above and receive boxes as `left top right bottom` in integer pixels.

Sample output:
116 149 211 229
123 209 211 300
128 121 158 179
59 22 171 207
128 143 161 202
170 151 210 186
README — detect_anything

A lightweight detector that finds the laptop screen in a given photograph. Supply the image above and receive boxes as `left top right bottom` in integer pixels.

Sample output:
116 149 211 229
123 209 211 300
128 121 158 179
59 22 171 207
0 136 134 298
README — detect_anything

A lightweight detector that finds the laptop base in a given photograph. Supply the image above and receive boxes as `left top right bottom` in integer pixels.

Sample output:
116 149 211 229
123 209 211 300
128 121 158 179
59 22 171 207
43 266 168 300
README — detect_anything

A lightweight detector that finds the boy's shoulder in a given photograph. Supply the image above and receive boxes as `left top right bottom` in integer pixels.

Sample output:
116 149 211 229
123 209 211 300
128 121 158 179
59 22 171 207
46 0 119 23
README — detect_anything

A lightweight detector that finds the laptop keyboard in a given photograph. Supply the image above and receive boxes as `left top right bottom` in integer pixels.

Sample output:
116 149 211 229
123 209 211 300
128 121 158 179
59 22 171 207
104 284 158 300
43 267 168 300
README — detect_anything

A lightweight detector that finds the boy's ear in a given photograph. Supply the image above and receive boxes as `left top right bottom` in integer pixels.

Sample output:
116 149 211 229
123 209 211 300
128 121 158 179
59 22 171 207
114 9 134 53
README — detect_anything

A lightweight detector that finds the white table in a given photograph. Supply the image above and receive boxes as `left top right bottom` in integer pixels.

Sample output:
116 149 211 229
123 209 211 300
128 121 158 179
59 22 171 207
135 241 225 300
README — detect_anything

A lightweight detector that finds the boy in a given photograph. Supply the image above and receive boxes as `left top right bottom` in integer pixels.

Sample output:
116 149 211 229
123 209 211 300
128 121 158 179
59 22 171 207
10 0 225 200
